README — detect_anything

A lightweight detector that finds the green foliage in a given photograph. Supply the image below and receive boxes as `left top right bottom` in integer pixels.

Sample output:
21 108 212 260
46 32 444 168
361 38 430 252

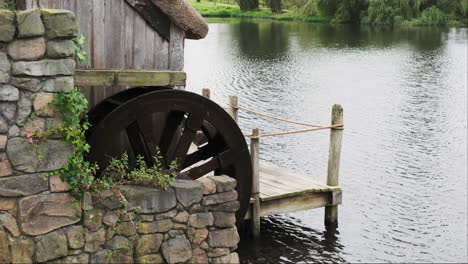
73 35 89 64
4 0 16 11
412 6 447 25
49 88 97 194
101 152 178 190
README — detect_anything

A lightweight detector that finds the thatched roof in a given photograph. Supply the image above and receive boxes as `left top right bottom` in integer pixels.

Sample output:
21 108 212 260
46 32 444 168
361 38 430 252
125 0 208 40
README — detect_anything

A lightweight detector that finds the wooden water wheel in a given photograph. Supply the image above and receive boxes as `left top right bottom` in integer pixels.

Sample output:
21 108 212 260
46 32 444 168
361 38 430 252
86 88 252 222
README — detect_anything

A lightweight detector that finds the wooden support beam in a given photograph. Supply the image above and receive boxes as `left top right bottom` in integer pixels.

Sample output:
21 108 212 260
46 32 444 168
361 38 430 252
325 104 343 227
202 88 210 98
229 96 238 123
251 128 261 238
74 69 186 87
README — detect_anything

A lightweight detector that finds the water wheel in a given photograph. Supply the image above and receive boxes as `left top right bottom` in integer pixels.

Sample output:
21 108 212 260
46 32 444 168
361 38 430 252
86 88 252 222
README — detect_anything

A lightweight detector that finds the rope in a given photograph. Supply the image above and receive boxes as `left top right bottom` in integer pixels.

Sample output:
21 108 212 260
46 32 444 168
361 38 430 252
236 106 323 128
244 124 343 139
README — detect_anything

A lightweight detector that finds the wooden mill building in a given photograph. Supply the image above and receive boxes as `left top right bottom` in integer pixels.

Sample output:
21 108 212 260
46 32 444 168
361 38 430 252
15 0 208 106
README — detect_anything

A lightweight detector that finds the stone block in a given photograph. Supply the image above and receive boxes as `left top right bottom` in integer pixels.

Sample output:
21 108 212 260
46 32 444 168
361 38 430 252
116 221 137 236
102 211 119 227
138 254 164 264
66 225 85 249
170 179 203 207
42 76 74 92
0 197 16 212
161 235 192 263
0 158 13 177
0 115 7 133
105 235 132 250
0 52 11 83
140 214 154 222
172 223 187 230
211 252 240 264
189 212 214 228
21 117 45 137
19 193 81 235
192 228 209 245
138 219 173 234
105 248 133 264
0 135 6 151
212 212 236 228
154 208 177 220
90 190 122 210
50 174 71 192
0 102 16 123
202 190 238 206
42 10 79 39
90 250 107 264
84 208 104 231
50 254 89 264
192 247 208 263
9 236 35 264
198 177 217 195
207 248 230 258
0 85 19 101
8 125 20 137
208 228 239 248
119 185 177 213
47 40 75 58
35 229 68 263
10 77 42 92
208 175 237 192
84 228 106 253
17 94 33 125
7 37 46 61
0 10 15 42
0 226 11 263
7 137 71 173
33 92 55 116
136 233 163 255
0 212 20 237
17 9 44 38
173 210 189 223
0 173 48 197
12 59 76 76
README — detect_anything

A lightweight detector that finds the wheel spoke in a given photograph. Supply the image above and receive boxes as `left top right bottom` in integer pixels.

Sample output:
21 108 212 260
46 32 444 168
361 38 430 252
126 121 152 165
159 111 185 165
166 112 205 167
186 149 234 180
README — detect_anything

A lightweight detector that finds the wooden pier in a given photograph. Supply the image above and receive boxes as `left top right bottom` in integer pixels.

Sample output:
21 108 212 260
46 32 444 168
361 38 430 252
206 90 344 237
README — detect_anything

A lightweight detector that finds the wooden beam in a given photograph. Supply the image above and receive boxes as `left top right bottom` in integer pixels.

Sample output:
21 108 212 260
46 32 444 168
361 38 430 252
325 104 343 227
229 96 238 123
250 128 261 238
74 69 186 87
244 191 336 219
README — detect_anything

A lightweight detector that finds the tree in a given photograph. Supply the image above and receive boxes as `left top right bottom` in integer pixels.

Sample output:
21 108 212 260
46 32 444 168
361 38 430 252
239 0 259 11
269 0 282 13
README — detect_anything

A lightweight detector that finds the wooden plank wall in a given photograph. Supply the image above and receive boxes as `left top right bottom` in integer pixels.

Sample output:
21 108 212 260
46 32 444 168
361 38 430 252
22 0 185 106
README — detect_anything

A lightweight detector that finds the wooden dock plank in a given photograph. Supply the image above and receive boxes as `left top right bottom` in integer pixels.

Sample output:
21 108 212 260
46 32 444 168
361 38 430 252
243 162 342 220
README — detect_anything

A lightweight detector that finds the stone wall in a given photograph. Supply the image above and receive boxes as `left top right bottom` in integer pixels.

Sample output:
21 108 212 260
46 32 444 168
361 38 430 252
0 9 240 264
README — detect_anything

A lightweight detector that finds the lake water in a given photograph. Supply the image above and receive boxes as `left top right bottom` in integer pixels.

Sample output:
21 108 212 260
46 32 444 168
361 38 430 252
184 19 468 263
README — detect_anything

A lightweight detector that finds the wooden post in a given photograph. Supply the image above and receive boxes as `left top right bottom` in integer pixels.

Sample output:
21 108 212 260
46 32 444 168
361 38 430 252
251 128 261 237
325 104 343 227
202 88 210 99
229 96 238 123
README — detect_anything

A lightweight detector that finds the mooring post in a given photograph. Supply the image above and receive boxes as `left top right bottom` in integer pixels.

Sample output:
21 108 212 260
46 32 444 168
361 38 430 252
202 88 210 98
229 95 238 123
251 128 261 237
325 104 343 227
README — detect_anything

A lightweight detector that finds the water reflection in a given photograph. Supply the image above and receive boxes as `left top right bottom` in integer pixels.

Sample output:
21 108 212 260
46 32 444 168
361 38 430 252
238 217 346 263
184 19 468 263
